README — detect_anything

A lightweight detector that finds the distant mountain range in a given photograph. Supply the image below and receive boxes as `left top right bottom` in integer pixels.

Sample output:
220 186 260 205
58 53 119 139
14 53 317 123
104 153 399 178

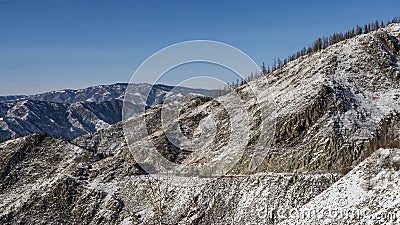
0 83 216 141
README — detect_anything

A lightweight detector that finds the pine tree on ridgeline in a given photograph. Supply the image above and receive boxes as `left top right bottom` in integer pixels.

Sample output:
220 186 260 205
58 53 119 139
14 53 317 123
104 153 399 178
261 62 267 75
238 16 400 90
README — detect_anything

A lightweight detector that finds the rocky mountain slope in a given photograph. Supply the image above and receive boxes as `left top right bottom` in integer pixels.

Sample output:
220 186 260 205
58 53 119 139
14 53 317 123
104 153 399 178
1 23 400 224
0 83 215 141
0 134 340 224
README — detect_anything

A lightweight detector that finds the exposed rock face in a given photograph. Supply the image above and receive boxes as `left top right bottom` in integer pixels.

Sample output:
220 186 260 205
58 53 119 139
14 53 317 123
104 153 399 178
1 24 400 224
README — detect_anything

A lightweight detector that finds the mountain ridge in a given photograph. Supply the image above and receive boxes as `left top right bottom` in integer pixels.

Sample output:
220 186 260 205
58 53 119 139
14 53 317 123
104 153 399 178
0 83 216 104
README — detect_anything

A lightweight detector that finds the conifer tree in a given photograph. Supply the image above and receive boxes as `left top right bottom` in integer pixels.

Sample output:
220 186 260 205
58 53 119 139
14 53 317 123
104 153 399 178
277 58 282 68
261 62 267 75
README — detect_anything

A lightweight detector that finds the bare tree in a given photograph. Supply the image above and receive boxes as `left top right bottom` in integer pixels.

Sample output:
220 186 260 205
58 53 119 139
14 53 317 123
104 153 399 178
361 165 373 191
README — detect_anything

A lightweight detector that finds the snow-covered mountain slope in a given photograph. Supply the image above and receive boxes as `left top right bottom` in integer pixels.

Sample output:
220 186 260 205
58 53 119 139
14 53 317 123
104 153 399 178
0 99 122 140
242 23 400 173
1 23 400 224
278 148 400 225
116 23 400 175
0 84 216 141
0 134 340 224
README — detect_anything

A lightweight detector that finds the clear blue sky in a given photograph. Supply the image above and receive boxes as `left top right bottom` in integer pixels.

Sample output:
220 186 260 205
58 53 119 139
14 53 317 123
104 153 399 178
0 0 398 95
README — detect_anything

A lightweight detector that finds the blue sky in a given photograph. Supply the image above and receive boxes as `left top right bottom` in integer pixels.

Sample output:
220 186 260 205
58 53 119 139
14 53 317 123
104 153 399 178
0 0 398 95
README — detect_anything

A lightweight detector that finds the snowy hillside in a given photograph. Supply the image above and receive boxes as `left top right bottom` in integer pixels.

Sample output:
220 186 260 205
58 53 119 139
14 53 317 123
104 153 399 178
0 99 122 140
279 148 400 225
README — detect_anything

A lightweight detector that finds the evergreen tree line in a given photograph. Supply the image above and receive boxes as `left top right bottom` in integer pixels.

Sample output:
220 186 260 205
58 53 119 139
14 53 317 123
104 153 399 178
223 16 400 91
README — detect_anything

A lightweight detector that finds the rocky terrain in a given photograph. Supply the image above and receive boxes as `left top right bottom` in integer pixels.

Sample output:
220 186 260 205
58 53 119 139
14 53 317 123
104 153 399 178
0 83 215 141
1 23 400 224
